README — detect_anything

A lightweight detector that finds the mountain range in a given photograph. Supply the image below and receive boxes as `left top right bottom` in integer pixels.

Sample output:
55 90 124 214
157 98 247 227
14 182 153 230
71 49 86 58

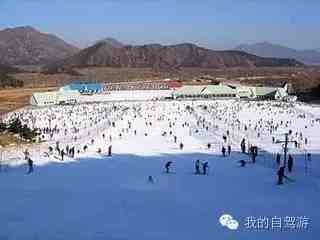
0 26 79 66
45 41 302 73
235 42 320 65
0 26 308 73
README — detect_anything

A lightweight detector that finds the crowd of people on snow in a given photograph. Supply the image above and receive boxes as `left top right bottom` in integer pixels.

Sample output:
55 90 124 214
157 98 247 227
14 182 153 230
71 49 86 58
1 100 317 186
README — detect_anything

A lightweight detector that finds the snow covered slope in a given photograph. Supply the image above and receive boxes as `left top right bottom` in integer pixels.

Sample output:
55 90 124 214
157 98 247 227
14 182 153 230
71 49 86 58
0 100 319 239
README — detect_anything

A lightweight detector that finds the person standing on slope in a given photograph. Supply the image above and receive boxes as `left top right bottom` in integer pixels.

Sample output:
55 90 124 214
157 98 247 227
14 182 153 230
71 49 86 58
165 161 172 173
195 160 201 174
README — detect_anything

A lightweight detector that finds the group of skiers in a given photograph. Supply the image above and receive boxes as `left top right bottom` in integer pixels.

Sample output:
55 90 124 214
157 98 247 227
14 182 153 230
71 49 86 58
164 160 210 175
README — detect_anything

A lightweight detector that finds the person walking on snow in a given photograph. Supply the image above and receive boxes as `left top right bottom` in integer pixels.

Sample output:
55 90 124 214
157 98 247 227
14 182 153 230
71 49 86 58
61 149 65 161
227 145 231 156
27 157 34 174
288 154 294 173
222 146 226 157
179 143 184 150
202 162 209 175
276 153 281 165
165 161 172 173
241 138 246 153
195 160 201 174
277 166 286 185
108 145 112 157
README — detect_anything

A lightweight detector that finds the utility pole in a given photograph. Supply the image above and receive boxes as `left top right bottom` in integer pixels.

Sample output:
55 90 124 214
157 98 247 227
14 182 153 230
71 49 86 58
283 133 288 168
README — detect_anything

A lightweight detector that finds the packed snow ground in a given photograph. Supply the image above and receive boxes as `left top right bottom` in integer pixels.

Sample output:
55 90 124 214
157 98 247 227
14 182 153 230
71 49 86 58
1 99 320 240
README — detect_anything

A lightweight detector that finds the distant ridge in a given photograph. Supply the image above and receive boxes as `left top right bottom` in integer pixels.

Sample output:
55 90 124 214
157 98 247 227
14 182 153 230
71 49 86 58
235 42 320 65
95 37 125 48
45 42 303 73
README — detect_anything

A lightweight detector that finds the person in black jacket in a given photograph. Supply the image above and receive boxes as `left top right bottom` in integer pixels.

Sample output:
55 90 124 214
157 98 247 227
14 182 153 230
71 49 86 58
276 153 281 165
277 166 285 185
179 143 184 150
222 146 226 157
241 138 246 153
165 161 172 173
288 154 294 173
202 162 209 175
108 145 112 157
195 160 201 175
227 145 231 156
27 158 34 174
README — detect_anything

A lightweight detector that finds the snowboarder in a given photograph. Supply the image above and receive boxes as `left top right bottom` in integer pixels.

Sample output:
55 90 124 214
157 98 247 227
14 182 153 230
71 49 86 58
165 161 172 173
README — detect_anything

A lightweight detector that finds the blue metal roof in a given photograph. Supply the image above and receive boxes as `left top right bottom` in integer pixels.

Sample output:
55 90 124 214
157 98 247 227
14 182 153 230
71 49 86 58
62 81 103 93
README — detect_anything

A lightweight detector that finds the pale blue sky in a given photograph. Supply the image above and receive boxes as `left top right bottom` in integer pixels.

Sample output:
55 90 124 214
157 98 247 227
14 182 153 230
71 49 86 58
1 0 319 49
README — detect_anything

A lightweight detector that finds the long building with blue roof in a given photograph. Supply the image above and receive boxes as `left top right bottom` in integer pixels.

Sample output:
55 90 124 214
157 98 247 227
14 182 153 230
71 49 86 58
60 81 103 94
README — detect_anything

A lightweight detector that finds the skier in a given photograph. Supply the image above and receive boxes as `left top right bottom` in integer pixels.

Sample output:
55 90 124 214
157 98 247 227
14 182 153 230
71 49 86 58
222 146 226 157
241 138 246 153
61 149 65 161
202 162 209 175
27 157 34 174
148 175 154 183
179 143 184 150
165 161 172 173
195 160 201 174
288 154 294 173
277 166 285 185
227 145 231 156
66 145 69 156
108 145 112 157
250 146 257 163
207 143 211 149
174 136 177 143
276 153 281 165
